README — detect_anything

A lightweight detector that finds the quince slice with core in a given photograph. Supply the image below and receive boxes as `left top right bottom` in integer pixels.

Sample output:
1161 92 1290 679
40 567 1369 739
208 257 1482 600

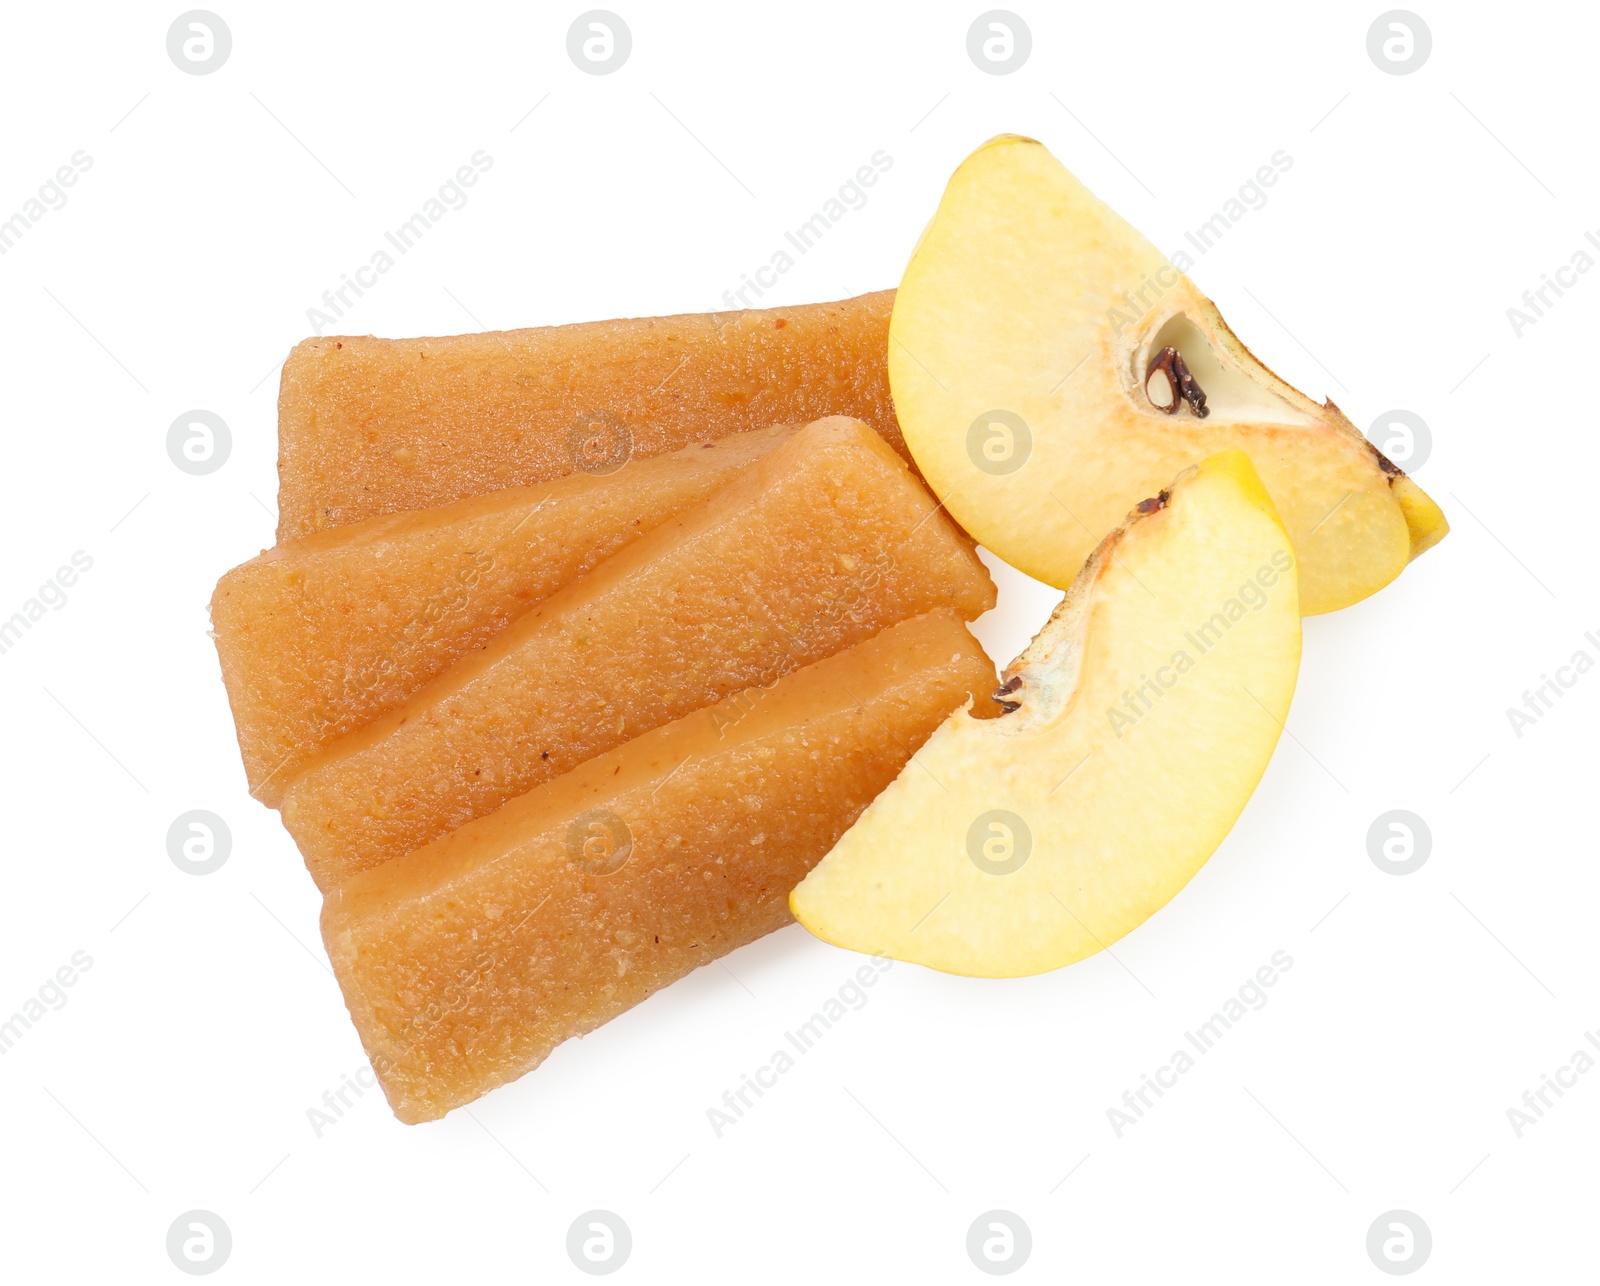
888 134 1446 615
791 451 1301 977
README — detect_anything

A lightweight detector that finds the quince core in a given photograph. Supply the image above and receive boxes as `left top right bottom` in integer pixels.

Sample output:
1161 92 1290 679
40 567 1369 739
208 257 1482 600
888 134 1446 615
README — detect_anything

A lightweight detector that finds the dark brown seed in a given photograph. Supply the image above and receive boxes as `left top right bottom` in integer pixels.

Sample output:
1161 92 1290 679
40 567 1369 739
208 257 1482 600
991 675 1024 714
1146 346 1181 413
1145 345 1209 419
1170 350 1209 419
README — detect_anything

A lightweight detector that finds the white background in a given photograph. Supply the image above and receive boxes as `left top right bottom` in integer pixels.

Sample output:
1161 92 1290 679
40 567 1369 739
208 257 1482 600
1 1 1594 1280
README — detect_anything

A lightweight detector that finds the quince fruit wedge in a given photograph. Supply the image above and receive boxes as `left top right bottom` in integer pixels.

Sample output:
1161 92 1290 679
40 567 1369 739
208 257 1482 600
791 451 1300 977
888 134 1446 614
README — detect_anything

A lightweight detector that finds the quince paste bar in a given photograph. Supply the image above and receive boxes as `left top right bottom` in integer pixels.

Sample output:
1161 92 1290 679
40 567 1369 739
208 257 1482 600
322 609 998 1123
213 426 792 804
281 417 994 891
276 291 898 540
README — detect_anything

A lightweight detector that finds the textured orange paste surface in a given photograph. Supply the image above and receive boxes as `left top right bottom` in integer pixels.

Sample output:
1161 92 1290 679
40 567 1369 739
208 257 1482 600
276 291 898 539
322 610 997 1123
213 427 791 802
281 418 994 890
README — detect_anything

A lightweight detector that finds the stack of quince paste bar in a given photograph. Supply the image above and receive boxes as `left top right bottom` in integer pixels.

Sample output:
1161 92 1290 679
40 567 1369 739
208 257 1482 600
211 291 1000 1123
